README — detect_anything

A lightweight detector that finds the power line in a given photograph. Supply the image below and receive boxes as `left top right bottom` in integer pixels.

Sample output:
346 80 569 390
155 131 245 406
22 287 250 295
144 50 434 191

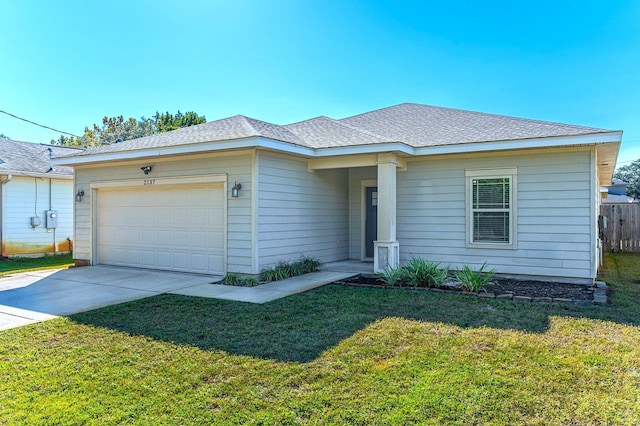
0 109 80 137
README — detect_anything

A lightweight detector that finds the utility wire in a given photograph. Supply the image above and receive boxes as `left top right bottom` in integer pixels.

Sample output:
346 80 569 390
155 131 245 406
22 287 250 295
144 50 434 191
0 109 80 137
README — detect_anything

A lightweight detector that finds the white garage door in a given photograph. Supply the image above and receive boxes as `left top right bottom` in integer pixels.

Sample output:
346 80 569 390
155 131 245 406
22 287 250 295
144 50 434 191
97 184 224 274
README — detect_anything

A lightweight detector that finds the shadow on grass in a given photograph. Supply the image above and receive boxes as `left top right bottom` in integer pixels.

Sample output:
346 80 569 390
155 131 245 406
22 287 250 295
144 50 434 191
70 274 640 363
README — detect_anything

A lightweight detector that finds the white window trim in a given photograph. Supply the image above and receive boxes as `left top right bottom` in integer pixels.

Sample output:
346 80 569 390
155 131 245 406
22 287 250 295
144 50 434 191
465 168 517 249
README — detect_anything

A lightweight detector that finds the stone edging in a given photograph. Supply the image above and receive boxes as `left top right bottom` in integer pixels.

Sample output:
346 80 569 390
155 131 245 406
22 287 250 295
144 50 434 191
332 280 608 306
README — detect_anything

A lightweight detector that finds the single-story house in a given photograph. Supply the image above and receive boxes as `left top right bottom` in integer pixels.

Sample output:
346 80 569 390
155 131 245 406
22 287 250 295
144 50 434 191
602 178 637 204
52 103 622 282
0 137 78 256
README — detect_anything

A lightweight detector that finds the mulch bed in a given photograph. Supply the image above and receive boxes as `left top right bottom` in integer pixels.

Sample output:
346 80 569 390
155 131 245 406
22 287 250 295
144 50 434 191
335 274 599 304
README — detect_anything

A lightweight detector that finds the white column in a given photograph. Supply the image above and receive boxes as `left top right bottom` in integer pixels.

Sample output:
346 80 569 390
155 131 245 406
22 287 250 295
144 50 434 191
374 153 399 272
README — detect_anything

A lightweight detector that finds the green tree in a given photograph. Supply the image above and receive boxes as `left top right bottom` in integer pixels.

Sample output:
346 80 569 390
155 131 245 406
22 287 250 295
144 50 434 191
153 110 206 133
0 133 10 139
51 110 206 148
614 159 640 199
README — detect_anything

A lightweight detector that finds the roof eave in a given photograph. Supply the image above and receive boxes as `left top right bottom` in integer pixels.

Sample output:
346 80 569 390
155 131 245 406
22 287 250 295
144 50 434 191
51 136 316 166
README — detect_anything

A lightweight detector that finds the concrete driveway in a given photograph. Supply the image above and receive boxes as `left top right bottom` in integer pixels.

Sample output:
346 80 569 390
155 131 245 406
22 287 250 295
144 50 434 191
0 266 218 331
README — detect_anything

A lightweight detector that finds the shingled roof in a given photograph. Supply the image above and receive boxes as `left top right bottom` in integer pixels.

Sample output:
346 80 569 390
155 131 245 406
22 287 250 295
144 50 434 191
0 138 78 176
58 103 616 158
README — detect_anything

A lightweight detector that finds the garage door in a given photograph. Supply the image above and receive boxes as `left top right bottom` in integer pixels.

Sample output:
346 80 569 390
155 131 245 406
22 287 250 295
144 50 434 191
97 184 224 274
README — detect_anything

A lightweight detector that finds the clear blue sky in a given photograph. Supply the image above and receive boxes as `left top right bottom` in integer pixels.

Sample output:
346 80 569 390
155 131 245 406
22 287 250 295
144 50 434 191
1 0 638 167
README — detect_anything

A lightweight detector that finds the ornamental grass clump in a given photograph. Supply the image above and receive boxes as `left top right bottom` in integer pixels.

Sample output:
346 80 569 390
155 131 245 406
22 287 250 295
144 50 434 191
381 266 408 286
454 262 495 293
260 256 323 283
404 257 450 288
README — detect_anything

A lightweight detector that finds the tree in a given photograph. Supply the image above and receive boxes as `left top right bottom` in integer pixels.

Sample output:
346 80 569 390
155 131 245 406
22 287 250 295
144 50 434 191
0 133 10 139
51 110 206 148
153 110 206 133
614 159 640 199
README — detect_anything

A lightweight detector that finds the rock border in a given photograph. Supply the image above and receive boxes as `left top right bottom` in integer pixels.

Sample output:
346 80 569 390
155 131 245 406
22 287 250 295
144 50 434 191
332 279 608 306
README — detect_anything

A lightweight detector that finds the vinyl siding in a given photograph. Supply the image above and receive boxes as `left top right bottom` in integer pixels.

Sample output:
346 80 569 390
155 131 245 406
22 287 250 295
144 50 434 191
2 176 73 255
348 166 377 259
257 152 349 268
396 149 595 279
74 154 253 273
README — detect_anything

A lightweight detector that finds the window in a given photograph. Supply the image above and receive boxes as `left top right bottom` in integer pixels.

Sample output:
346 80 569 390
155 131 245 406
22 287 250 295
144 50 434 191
466 168 516 247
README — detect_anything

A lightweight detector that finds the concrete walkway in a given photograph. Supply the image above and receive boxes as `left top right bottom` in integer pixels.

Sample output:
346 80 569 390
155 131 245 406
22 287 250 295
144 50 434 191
0 265 358 331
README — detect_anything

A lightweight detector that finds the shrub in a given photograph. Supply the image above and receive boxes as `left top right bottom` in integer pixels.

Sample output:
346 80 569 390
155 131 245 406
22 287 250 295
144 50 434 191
381 266 408 286
300 256 322 274
454 262 495 293
404 257 449 287
221 272 243 285
260 256 323 283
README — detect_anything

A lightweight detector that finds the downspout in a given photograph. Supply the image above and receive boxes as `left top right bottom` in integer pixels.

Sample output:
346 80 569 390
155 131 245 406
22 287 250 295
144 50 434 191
0 174 12 256
50 178 57 253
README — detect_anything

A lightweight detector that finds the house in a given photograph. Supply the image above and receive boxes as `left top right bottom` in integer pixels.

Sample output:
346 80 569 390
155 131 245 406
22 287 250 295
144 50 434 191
602 178 637 204
52 103 622 283
0 138 79 256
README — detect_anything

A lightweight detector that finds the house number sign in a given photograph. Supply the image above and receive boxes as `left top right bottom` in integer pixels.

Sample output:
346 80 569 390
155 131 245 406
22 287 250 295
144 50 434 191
143 179 156 186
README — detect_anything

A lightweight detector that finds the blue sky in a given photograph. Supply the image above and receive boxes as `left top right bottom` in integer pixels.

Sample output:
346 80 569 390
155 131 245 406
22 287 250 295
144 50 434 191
1 0 638 166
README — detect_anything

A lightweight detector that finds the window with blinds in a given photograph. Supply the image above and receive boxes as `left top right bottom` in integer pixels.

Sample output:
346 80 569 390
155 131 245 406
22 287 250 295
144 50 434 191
471 177 511 244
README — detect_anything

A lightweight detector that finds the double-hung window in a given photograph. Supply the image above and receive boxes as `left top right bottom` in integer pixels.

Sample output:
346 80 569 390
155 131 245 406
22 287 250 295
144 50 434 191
466 168 517 248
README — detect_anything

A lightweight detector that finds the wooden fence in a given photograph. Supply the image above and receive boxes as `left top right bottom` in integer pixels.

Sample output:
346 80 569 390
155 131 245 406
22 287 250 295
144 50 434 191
600 203 640 252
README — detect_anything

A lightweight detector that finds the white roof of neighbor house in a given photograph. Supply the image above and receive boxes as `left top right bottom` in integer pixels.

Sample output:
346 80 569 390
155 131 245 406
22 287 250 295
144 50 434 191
57 103 618 158
0 137 79 177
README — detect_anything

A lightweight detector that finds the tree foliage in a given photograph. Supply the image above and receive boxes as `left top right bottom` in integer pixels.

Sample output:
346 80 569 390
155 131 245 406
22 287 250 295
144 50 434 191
614 159 640 199
51 110 206 148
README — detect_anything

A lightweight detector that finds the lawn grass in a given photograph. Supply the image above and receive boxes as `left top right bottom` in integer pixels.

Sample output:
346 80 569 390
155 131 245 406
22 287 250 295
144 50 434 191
0 253 74 276
1 253 640 424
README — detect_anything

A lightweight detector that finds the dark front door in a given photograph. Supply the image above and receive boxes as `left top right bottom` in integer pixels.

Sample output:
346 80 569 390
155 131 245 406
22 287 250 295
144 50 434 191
365 186 378 258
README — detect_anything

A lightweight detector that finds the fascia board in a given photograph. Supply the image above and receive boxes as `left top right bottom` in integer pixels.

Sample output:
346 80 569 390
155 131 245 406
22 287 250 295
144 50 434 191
1 171 73 179
410 132 623 156
51 131 623 166
313 142 414 157
51 137 315 166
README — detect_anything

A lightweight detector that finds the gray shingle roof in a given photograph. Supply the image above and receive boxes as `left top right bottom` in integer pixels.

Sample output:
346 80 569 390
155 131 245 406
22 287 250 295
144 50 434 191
71 115 308 156
285 116 390 148
0 138 77 176
58 103 615 158
340 103 611 147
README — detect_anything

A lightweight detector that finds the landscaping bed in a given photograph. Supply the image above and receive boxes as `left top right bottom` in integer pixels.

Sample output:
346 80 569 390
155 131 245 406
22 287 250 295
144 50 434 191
335 274 601 304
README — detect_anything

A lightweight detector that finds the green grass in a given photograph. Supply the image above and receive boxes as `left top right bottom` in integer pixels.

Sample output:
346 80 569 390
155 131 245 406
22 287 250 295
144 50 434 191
0 253 74 276
1 253 640 424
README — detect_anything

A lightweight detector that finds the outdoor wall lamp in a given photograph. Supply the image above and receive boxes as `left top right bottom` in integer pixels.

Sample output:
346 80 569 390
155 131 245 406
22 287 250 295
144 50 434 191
75 189 84 202
141 166 152 175
232 182 242 198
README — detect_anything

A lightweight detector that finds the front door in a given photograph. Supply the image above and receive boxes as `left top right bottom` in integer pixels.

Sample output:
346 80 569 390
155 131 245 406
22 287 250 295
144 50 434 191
365 186 378 258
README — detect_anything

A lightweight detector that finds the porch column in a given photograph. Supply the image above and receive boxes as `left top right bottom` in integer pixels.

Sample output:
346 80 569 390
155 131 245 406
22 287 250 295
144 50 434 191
374 153 399 273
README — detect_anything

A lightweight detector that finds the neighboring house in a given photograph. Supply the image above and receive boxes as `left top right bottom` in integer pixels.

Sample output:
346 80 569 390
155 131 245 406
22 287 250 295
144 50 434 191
602 178 637 204
0 138 79 256
607 178 630 196
52 103 622 282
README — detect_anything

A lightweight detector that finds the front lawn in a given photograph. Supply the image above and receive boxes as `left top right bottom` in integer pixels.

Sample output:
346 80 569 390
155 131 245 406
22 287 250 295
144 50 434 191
1 253 639 424
0 253 74 276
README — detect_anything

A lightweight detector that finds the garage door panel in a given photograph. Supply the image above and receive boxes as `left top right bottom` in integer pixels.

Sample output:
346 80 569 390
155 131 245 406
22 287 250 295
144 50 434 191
98 184 225 275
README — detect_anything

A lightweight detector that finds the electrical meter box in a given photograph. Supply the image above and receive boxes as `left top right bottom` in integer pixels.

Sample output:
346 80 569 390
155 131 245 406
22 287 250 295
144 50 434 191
45 210 58 229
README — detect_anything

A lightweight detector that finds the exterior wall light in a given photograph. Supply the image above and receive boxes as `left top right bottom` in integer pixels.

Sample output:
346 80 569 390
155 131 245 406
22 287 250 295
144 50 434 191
232 182 242 198
76 190 85 202
141 166 152 174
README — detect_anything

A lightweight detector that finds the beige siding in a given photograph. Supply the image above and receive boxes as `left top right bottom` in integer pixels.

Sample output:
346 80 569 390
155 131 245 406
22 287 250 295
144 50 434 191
257 153 349 268
74 154 253 273
397 149 595 279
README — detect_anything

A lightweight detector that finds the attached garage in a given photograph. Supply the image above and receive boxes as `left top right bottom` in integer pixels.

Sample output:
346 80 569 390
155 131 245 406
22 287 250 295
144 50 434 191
95 180 225 275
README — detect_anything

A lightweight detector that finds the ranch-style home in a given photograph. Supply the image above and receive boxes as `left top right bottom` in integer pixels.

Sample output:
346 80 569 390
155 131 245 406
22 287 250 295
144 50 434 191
52 103 622 283
0 137 78 256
